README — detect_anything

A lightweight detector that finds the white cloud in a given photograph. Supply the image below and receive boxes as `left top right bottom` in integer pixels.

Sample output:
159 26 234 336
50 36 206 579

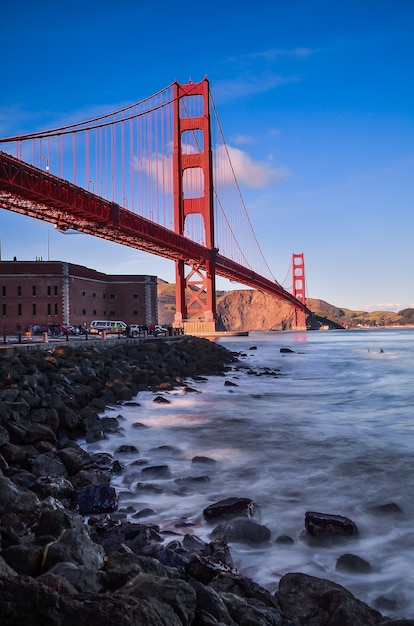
220 145 290 188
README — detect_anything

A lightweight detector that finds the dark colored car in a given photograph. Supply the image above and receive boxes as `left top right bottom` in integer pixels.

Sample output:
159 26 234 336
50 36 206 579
25 324 49 335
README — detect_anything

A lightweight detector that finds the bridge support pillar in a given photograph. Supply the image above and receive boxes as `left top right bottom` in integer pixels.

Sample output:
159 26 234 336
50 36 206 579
173 78 219 332
292 253 307 331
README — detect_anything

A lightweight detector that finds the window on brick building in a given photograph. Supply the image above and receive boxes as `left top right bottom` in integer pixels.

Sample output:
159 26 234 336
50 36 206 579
2 286 6 297
55 304 58 314
32 286 36 296
132 294 138 299
82 309 86 315
48 304 51 315
17 286 22 296
47 286 51 296
82 291 86 296
109 294 115 299
18 303 22 316
2 303 6 316
54 286 58 295
33 303 36 316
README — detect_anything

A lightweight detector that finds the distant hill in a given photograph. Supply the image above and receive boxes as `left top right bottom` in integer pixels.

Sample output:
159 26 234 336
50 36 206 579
157 280 413 331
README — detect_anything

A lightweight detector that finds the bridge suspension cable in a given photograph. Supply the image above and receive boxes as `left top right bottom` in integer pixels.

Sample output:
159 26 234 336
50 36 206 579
210 93 279 284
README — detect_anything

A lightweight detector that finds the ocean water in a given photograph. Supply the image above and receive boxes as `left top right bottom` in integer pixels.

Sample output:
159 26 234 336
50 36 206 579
86 328 414 618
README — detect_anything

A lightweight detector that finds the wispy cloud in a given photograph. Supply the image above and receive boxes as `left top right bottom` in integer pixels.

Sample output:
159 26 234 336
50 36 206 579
212 74 300 103
225 145 290 188
244 47 313 61
365 303 414 313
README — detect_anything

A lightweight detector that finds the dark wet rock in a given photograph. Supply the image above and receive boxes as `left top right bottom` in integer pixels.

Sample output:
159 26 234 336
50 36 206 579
1 543 44 576
209 570 280 611
89 519 161 554
336 553 372 573
175 475 210 488
115 444 139 454
189 577 236 625
153 395 171 404
57 443 94 474
30 475 75 501
221 591 283 625
0 574 183 625
33 503 85 539
182 533 209 554
100 416 121 432
224 380 238 387
192 455 217 465
276 572 384 626
84 414 105 443
1 442 30 465
39 561 108 594
75 483 118 515
275 534 294 544
104 550 178 590
368 502 404 516
136 482 164 494
41 526 106 571
211 518 271 545
304 510 359 541
69 467 112 489
152 444 182 456
90 451 115 469
141 464 172 479
280 347 294 353
182 386 200 393
133 507 157 519
29 452 68 478
186 554 237 585
0 475 42 532
5 467 37 490
203 497 257 522
116 572 197 626
0 553 18 577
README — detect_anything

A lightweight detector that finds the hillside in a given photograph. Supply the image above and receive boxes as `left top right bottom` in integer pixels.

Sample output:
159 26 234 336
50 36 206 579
157 281 412 331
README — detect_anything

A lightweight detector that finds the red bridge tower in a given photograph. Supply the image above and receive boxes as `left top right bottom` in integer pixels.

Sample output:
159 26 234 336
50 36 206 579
292 253 307 330
173 79 217 334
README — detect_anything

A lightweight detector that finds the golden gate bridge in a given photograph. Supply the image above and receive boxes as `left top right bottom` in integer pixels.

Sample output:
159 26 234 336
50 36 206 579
0 78 308 332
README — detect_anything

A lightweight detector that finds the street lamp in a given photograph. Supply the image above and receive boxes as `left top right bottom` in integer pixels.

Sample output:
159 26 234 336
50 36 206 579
42 157 49 172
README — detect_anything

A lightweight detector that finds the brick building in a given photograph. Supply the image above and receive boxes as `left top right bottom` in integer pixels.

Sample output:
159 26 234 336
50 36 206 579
0 259 158 334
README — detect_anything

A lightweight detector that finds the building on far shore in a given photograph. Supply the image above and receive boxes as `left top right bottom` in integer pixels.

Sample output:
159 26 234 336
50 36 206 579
0 259 158 333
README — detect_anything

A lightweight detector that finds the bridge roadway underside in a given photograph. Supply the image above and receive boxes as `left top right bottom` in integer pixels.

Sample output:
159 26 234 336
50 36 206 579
0 151 306 312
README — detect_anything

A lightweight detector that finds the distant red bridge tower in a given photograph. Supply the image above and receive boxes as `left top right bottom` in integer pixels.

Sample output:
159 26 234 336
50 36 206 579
292 253 307 330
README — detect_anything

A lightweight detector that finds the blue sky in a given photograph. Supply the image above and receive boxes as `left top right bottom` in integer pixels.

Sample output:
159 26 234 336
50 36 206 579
1 0 413 312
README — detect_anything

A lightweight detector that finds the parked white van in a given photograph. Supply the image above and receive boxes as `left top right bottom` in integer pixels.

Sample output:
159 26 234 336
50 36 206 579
89 320 127 335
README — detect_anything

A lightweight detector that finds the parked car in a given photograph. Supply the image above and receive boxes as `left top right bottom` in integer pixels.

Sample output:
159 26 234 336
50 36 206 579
67 325 88 336
129 324 144 338
153 325 168 337
89 320 127 335
25 324 49 336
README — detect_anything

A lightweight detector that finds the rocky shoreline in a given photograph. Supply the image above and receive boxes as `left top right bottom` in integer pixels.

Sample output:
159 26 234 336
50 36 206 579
0 336 412 625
